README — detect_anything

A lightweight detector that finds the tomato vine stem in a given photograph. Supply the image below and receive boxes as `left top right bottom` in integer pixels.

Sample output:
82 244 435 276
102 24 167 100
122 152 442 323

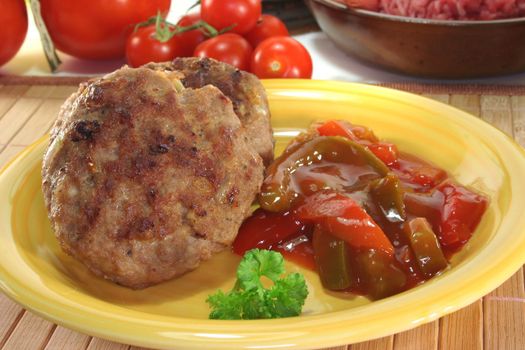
29 0 61 72
135 13 223 43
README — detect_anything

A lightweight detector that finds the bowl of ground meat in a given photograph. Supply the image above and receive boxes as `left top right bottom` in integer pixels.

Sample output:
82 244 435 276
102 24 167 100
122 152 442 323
305 0 525 78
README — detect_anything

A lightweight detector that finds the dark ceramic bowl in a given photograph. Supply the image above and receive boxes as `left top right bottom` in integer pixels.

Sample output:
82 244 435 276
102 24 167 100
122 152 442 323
306 0 525 78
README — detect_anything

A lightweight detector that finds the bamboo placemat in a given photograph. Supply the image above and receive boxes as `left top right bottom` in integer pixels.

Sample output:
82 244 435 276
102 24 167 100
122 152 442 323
0 81 523 350
2 75 525 95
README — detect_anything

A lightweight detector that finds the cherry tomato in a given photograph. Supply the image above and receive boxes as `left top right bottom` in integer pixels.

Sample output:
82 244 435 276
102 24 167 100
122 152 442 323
244 14 289 48
176 13 207 57
201 0 261 34
250 36 313 79
40 0 170 60
126 25 180 68
194 33 253 71
0 0 27 66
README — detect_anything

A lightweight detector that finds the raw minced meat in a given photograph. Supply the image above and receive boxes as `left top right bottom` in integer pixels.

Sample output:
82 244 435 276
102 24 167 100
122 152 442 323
344 0 525 19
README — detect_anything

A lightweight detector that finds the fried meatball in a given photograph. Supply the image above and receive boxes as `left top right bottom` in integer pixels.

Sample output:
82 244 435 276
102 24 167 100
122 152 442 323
145 57 274 165
42 66 264 289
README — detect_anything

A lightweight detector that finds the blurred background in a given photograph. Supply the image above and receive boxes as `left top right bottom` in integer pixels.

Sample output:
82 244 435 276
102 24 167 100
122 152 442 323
1 0 525 84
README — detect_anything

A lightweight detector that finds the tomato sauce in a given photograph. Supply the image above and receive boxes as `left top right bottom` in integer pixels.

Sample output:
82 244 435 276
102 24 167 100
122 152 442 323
233 121 488 299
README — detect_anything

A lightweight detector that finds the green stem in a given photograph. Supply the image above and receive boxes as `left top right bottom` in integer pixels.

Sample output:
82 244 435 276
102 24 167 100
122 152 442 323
218 23 237 34
29 0 61 72
175 20 220 37
141 13 222 43
153 11 173 42
186 0 201 13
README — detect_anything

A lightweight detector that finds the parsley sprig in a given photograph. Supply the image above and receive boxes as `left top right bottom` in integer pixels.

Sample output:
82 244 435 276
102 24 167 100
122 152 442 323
206 249 309 320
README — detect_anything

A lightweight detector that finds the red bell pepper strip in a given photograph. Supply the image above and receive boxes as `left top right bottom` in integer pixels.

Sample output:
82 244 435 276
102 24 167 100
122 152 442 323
295 191 394 257
317 120 398 166
233 209 307 255
316 120 359 140
437 182 488 248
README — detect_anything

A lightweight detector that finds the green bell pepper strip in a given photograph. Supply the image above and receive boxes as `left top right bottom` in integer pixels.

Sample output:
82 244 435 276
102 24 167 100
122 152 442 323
312 225 353 290
403 217 448 278
354 249 407 300
370 172 407 223
259 136 390 212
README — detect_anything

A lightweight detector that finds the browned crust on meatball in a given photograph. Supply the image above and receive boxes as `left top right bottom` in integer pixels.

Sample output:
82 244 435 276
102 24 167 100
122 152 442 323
145 57 274 166
42 66 264 289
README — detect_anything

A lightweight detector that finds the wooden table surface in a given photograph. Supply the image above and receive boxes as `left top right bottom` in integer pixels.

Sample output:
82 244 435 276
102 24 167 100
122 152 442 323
0 83 524 350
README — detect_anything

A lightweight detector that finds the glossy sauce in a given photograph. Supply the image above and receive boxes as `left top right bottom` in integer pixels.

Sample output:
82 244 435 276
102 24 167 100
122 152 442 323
233 124 488 299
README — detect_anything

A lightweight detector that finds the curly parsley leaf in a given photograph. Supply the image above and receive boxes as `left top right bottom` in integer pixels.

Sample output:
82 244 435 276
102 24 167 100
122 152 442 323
206 249 309 320
266 273 309 318
236 248 285 290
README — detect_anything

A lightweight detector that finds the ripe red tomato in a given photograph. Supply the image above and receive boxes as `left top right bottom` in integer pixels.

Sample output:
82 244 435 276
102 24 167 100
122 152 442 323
176 13 207 57
201 0 261 34
244 14 289 48
250 36 313 79
40 0 170 60
194 33 253 71
126 25 179 68
0 0 27 66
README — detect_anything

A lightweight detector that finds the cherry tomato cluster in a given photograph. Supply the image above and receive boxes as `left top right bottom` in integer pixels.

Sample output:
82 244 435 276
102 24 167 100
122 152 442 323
126 0 313 79
1 0 312 79
0 0 27 67
1 0 171 69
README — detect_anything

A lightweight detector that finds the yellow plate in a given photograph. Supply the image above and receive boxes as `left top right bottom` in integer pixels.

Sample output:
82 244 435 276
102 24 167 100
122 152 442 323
1 80 525 349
